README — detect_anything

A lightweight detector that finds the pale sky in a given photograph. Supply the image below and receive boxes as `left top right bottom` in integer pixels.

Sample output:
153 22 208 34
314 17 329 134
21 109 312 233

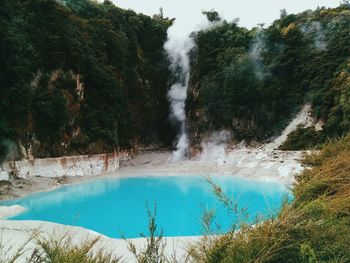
110 0 339 37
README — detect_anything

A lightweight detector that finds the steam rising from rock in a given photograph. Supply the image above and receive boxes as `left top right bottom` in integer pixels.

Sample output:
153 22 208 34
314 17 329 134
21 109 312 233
198 104 314 163
164 22 195 161
199 131 232 164
300 21 327 51
164 16 224 161
249 29 268 80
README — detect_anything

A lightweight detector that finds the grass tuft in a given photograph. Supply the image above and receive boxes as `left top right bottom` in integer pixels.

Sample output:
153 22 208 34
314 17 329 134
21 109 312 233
28 236 120 263
188 134 350 262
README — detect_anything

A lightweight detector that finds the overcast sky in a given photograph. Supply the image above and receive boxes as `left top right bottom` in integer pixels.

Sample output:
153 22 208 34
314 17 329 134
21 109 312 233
110 0 339 37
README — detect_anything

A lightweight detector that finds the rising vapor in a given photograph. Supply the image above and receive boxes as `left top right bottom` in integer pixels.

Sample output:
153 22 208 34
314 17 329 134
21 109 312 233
249 28 268 80
164 14 223 161
164 21 194 161
300 21 327 51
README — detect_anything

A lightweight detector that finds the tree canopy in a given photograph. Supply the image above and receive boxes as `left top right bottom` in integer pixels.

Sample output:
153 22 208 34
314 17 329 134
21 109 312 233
187 5 350 146
0 0 174 158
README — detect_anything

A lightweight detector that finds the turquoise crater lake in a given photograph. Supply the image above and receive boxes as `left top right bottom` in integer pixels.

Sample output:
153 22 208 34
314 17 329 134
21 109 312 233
3 176 291 238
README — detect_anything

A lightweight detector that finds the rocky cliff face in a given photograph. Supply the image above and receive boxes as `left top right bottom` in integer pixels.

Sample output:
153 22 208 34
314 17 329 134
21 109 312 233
1 151 133 179
186 78 283 147
0 0 174 161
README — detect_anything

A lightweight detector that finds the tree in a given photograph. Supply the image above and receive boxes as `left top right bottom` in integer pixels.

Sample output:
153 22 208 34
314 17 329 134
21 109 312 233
202 10 221 22
280 9 287 19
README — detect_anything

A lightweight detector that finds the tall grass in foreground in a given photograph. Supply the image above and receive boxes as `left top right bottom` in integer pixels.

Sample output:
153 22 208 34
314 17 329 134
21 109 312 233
188 135 350 262
28 237 120 263
0 233 120 263
0 234 33 263
126 203 182 263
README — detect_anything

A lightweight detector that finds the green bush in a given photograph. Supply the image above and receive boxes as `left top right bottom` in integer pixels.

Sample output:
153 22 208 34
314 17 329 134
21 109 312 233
279 126 325 150
29 237 120 263
189 135 350 262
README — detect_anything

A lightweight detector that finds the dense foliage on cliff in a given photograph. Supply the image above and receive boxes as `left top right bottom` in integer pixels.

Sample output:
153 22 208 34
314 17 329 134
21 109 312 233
189 134 350 262
0 0 173 159
3 2 350 159
188 4 350 146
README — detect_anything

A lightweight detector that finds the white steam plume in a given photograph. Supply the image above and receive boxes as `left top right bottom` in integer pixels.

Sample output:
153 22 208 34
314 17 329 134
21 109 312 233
300 21 327 51
164 22 195 161
199 130 232 164
164 17 224 161
249 29 268 80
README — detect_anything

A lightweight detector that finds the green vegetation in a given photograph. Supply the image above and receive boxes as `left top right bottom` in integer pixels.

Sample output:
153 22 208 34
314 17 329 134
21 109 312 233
126 203 170 263
0 236 31 263
29 237 120 263
279 125 325 150
0 234 120 263
188 5 350 146
1 2 350 262
0 0 173 158
3 2 350 156
188 135 350 262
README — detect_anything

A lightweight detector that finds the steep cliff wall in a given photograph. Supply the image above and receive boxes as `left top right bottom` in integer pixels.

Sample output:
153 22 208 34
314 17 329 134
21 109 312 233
0 0 174 160
2 152 131 179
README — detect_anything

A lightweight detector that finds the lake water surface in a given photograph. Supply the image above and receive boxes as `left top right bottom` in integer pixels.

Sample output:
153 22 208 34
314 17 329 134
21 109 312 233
3 175 291 238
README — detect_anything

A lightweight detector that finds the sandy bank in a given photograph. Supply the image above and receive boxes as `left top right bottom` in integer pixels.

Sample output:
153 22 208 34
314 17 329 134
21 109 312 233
0 220 198 263
0 205 26 219
118 149 304 184
0 148 304 202
1 149 303 203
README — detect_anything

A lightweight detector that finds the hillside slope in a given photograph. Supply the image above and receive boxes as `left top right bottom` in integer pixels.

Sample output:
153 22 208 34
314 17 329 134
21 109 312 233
0 0 173 161
3 3 350 160
188 5 350 148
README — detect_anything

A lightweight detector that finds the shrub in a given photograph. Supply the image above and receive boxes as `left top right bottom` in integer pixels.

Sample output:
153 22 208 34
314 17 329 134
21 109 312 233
126 203 169 263
279 126 325 150
28 237 120 263
188 135 350 262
